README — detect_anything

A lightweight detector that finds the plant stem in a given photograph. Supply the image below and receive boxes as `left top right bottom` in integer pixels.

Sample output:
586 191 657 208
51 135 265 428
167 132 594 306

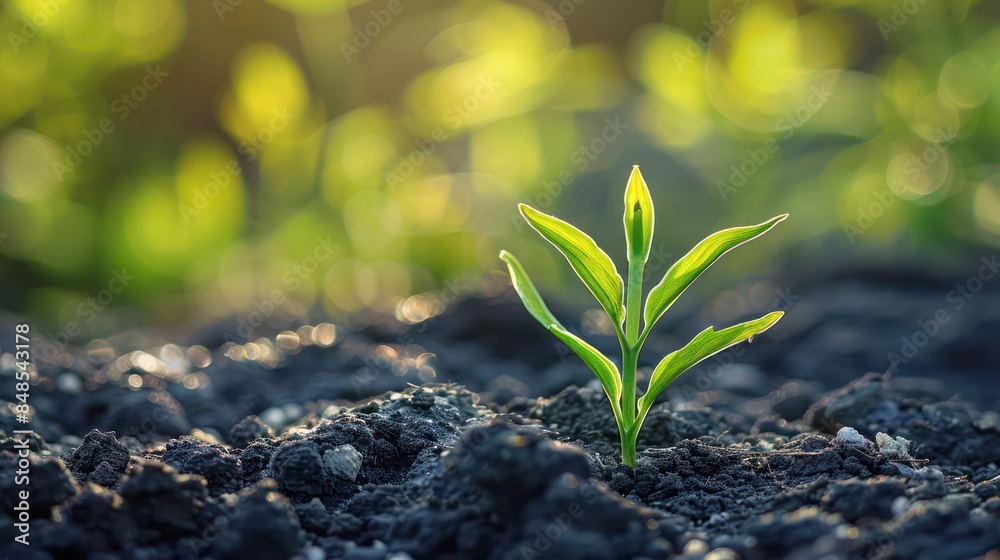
621 345 638 420
620 347 638 467
620 424 636 467
620 257 644 468
625 259 643 344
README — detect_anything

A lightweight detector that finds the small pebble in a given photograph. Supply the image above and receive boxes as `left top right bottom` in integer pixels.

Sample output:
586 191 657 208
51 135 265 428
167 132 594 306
876 432 913 460
324 444 363 482
260 406 287 428
833 426 867 446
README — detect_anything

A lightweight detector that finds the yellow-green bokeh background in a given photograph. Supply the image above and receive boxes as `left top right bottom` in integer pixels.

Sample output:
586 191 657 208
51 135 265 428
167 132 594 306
1 0 999 336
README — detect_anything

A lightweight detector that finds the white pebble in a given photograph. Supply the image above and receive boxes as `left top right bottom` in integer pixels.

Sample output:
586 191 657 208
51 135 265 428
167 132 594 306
833 426 867 446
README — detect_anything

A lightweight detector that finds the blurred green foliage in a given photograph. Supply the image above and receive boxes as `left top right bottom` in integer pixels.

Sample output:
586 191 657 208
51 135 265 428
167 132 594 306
1 0 998 336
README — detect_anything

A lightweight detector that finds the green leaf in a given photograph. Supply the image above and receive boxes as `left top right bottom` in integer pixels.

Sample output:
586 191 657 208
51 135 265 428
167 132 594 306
499 250 562 329
499 250 622 406
549 324 622 403
643 214 787 332
624 166 654 265
519 204 625 325
638 311 784 415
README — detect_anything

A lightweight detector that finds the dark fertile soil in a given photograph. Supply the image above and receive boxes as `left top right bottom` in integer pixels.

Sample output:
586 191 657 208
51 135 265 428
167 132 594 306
1 264 999 559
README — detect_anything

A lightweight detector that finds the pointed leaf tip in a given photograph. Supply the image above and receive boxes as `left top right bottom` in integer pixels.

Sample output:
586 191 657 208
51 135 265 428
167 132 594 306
638 310 785 415
499 250 561 330
624 166 654 265
500 251 623 407
519 203 625 325
643 215 787 331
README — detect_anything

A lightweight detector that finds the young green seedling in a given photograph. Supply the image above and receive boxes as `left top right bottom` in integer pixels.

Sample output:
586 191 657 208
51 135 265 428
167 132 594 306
500 166 787 467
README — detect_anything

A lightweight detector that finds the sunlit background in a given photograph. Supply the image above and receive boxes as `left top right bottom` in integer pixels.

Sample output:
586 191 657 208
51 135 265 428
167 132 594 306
1 0 999 342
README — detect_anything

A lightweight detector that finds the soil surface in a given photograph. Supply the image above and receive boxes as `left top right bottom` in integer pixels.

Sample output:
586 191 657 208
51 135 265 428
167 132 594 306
2 264 999 559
